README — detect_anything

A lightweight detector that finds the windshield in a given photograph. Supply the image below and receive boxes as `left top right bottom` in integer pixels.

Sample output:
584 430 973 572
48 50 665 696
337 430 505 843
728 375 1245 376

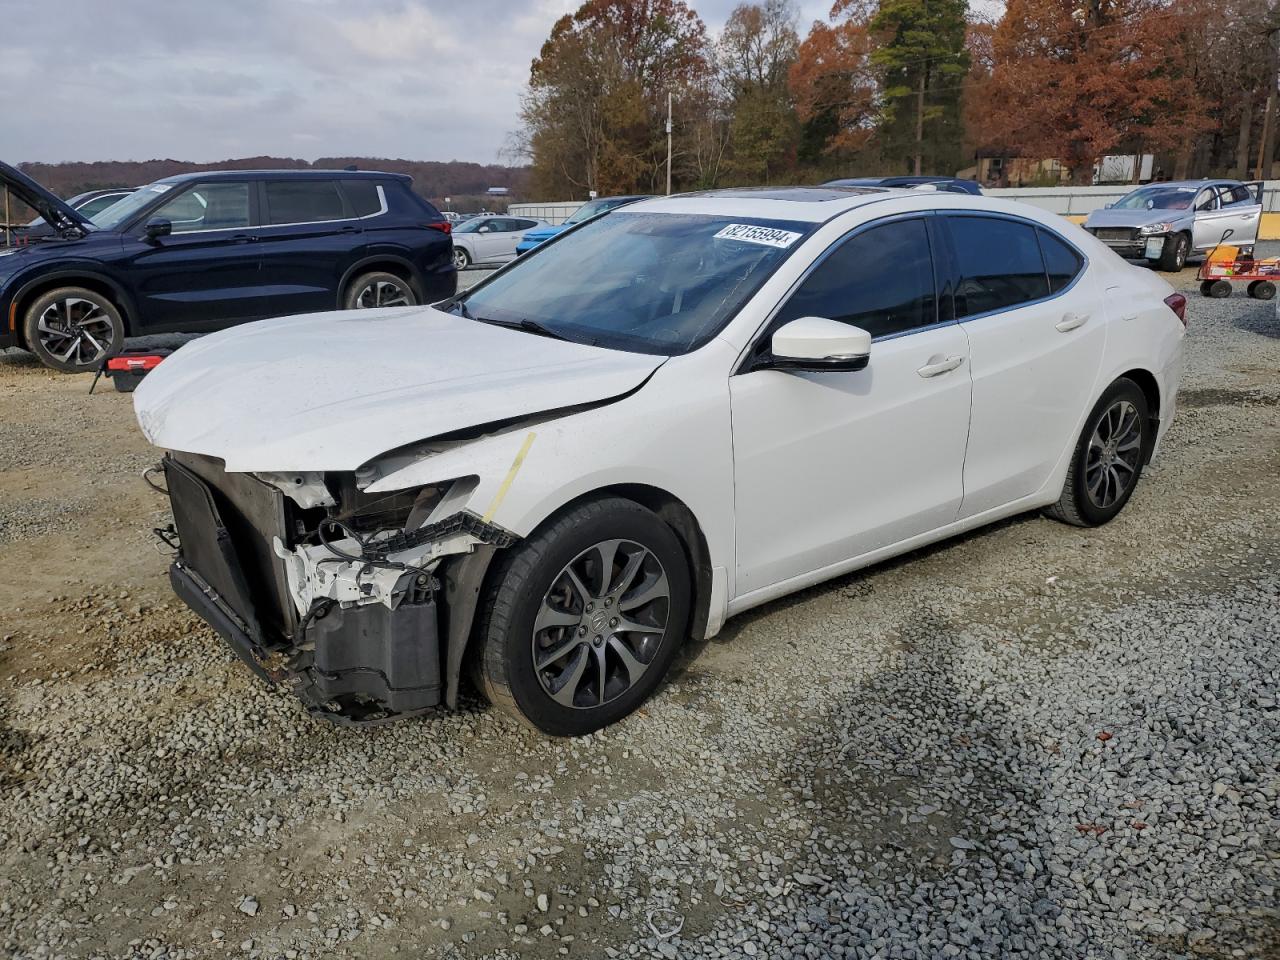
90 182 174 229
453 217 494 234
1112 185 1197 211
563 199 613 226
456 212 813 355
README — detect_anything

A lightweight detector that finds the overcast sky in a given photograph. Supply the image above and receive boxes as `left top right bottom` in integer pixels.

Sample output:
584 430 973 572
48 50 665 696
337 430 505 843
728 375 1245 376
2 0 836 166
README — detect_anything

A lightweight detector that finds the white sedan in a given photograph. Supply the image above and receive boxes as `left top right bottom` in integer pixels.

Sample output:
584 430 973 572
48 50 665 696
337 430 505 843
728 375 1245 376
450 214 548 269
133 187 1185 735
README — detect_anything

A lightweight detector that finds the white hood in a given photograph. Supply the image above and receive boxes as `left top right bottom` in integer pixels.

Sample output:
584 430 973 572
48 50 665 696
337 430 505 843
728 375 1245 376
133 306 665 472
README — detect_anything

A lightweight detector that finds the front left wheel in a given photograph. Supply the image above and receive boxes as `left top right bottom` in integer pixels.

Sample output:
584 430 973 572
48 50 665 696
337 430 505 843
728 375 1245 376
473 497 692 736
22 286 125 373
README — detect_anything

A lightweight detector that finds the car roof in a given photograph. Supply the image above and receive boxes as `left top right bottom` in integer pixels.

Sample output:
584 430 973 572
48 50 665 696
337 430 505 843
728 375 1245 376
622 186 895 223
153 169 411 185
1136 179 1240 189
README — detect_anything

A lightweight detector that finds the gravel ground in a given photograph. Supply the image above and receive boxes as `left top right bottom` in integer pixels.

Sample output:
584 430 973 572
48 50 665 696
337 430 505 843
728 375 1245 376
0 259 1277 960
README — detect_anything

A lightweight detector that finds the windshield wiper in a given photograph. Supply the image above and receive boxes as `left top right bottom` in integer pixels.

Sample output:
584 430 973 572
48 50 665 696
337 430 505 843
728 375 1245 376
474 316 572 342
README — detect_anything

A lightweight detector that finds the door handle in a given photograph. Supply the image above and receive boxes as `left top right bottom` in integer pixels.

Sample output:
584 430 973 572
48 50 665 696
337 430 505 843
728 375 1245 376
1056 312 1089 332
230 234 259 243
916 355 964 378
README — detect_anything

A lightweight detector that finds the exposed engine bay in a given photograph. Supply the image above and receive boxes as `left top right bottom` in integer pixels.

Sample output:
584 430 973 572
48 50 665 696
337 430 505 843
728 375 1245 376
156 450 517 724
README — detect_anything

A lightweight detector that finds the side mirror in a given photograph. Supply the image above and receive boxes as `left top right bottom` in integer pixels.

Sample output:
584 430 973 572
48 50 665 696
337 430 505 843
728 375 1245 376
477 224 491 233
767 317 871 372
144 218 172 240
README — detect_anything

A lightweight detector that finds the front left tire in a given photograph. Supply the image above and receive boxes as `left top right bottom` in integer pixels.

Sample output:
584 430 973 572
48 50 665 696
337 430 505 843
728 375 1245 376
1156 232 1189 272
22 286 125 373
473 496 692 736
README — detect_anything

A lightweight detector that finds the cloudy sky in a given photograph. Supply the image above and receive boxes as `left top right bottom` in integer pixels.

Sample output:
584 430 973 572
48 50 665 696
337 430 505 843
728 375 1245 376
2 0 834 166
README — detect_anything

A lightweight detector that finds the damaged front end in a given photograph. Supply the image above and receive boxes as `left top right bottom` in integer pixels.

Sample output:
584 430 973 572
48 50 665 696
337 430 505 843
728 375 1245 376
158 451 515 724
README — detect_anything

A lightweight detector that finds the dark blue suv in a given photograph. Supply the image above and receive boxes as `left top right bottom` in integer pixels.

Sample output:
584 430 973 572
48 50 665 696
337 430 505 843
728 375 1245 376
0 162 456 371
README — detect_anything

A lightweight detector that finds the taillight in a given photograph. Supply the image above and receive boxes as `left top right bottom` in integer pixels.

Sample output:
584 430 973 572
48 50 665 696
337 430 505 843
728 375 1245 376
107 355 165 372
426 220 452 235
1164 293 1187 326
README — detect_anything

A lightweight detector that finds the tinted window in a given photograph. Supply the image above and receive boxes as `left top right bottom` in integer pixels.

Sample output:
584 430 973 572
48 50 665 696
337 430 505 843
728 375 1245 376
1038 229 1083 293
949 216 1049 317
77 193 129 218
340 180 383 217
774 218 936 338
264 180 346 224
154 182 250 233
513 219 539 230
1194 190 1217 212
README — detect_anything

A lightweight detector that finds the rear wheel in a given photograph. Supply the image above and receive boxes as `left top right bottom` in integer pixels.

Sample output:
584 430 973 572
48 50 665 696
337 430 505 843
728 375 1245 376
343 271 417 310
22 286 124 373
1157 232 1189 272
1247 279 1276 301
1045 378 1149 528
452 246 471 270
473 497 691 736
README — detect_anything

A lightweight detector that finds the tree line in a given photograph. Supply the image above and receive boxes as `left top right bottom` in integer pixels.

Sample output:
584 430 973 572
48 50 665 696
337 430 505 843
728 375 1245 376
518 0 1279 197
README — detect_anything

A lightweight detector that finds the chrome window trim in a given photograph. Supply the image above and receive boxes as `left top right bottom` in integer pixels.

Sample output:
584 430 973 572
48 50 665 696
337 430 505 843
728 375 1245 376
146 184 388 237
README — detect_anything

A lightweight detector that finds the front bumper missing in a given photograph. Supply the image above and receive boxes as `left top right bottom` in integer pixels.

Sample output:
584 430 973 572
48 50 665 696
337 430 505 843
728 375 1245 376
162 454 450 724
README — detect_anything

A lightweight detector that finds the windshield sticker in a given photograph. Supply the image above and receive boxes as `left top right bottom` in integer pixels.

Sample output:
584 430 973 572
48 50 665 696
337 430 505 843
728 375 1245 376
149 184 172 193
713 223 803 249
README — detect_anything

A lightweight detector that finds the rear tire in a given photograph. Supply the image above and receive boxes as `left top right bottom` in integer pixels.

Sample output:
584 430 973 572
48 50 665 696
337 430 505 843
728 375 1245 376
1247 280 1276 301
343 271 417 310
22 286 124 373
452 246 471 270
1156 233 1189 272
473 497 691 736
1045 378 1149 528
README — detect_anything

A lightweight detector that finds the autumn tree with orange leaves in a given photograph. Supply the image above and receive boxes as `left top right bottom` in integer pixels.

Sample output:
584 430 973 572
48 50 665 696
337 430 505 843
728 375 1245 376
972 0 1210 184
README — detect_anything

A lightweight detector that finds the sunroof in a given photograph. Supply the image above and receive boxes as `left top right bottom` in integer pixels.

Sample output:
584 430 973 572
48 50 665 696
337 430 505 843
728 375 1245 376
687 186 885 202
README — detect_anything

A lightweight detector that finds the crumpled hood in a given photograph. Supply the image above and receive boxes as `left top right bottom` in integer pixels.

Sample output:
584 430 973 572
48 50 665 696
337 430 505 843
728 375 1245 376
133 306 665 472
1083 207 1183 230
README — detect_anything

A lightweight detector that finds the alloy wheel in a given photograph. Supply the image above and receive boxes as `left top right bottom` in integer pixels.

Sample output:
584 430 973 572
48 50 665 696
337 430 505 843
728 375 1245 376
453 248 469 270
1085 399 1143 509
532 538 671 709
36 297 115 367
353 279 411 309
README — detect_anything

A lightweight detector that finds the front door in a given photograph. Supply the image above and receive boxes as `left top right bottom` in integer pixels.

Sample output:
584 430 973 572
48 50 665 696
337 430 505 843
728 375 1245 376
942 214 1108 518
1192 185 1261 251
730 216 972 596
121 180 262 330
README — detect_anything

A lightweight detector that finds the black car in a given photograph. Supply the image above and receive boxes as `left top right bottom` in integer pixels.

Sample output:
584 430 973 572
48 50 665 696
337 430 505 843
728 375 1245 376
0 163 456 372
823 175 982 195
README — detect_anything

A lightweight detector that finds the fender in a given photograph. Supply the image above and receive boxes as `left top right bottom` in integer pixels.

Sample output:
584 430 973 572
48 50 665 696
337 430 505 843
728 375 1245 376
5 261 140 341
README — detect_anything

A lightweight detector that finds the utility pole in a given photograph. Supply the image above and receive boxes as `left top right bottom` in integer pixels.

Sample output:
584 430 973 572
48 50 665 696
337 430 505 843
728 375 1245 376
666 91 673 196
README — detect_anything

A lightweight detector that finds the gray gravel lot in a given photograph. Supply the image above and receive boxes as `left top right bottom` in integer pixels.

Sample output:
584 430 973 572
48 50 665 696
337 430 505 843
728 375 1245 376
0 258 1276 960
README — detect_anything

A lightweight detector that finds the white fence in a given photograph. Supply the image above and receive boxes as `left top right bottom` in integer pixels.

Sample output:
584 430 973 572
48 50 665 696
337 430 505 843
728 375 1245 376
513 181 1280 224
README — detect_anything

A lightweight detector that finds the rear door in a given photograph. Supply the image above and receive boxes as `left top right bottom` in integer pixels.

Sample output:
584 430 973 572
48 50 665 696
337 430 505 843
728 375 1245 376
120 180 263 330
943 215 1107 518
252 178 365 317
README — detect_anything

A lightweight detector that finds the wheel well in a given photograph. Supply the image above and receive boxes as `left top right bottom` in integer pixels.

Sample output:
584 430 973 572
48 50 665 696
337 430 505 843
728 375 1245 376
1117 368 1160 462
12 276 131 347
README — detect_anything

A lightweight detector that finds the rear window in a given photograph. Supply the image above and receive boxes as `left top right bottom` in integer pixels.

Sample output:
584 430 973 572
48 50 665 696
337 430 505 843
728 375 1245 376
948 216 1050 318
1038 229 1084 293
264 180 347 224
340 180 384 217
